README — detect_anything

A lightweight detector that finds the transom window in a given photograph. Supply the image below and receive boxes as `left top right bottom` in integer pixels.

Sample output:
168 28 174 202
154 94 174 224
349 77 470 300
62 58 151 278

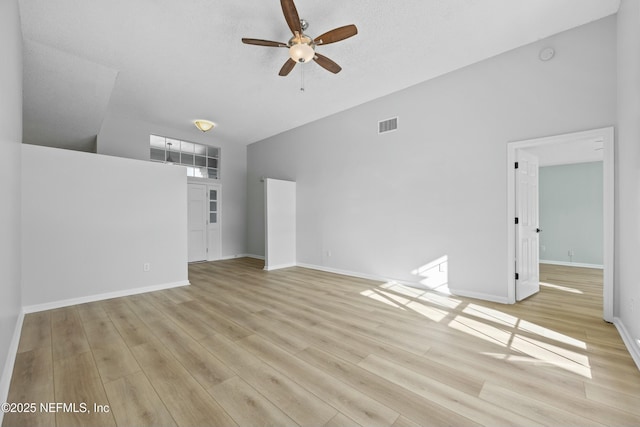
150 135 220 179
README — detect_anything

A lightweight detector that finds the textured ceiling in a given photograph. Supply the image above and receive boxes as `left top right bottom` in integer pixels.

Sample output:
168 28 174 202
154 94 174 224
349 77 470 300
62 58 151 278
19 0 620 150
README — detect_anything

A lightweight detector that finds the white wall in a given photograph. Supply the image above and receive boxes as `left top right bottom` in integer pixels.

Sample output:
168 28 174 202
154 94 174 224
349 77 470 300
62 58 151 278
247 17 616 301
0 0 23 410
21 144 188 308
616 0 640 367
539 162 603 266
97 112 247 258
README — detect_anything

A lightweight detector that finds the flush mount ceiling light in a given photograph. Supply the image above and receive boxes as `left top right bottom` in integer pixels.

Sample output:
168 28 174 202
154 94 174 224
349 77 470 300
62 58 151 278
194 120 215 132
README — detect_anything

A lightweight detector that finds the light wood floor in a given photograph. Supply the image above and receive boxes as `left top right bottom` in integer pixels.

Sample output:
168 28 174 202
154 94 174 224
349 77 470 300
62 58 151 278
4 259 640 426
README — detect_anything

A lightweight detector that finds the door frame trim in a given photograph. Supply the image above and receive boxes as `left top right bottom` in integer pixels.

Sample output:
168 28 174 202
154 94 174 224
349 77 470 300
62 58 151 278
506 127 614 322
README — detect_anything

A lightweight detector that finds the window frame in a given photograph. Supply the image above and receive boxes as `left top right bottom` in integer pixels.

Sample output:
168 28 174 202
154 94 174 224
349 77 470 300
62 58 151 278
149 134 220 180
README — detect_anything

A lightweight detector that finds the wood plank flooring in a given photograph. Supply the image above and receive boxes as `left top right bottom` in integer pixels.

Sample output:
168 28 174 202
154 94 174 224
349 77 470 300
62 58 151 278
4 259 640 426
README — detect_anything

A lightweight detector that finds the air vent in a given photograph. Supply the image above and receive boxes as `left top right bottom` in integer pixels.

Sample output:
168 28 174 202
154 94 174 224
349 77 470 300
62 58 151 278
378 117 398 134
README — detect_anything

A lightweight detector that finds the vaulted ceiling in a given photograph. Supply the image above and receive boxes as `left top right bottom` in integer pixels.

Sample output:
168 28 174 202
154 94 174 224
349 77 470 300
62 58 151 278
19 0 620 151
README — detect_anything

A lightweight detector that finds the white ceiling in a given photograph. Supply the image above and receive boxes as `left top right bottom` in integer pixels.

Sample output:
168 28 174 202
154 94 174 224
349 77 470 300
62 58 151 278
19 0 620 151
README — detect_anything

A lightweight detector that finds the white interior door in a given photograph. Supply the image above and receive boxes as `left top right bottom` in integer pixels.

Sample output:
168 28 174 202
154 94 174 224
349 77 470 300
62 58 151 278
515 150 540 301
207 184 221 261
188 183 207 262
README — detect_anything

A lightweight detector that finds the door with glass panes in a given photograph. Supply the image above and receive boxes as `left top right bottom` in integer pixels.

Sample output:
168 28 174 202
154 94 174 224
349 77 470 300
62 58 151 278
207 184 221 261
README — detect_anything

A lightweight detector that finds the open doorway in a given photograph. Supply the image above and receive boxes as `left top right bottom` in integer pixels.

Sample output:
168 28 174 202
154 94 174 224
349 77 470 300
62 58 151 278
507 127 614 322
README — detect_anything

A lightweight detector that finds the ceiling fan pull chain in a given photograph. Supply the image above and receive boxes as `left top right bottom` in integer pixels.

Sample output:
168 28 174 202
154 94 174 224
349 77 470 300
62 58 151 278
300 63 305 92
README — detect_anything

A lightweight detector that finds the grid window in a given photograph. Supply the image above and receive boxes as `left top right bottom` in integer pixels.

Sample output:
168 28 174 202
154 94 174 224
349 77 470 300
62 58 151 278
149 135 220 179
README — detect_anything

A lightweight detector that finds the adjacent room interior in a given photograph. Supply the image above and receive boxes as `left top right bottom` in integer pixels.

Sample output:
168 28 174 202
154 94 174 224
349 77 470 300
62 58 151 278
2 0 640 426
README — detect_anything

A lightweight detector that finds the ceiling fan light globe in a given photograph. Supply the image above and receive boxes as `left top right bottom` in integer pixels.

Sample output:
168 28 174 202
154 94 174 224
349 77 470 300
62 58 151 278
289 43 315 63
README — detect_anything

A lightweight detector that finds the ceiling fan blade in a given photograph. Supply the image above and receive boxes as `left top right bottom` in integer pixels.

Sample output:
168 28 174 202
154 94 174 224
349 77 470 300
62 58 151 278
281 0 302 34
279 58 297 76
242 38 288 48
314 53 342 74
314 24 358 45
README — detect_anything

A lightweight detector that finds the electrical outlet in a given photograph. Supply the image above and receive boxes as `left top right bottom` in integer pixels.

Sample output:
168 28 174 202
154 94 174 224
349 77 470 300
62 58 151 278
326 250 332 257
143 263 151 272
541 245 546 252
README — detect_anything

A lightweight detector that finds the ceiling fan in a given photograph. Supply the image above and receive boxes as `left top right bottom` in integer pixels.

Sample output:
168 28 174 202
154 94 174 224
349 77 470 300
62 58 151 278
242 0 358 76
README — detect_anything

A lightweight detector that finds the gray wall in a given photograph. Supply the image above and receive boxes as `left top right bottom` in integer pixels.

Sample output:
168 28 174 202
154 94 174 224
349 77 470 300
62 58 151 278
247 16 616 302
616 0 640 363
97 112 247 258
0 0 22 405
539 162 603 266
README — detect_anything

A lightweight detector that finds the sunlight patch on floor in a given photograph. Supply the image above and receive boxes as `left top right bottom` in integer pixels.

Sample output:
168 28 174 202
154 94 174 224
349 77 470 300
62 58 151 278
463 304 519 327
448 315 514 347
509 335 592 378
361 255 592 378
359 266 594 379
517 319 586 349
540 281 584 294
512 334 590 366
375 289 448 322
380 282 460 309
359 289 406 309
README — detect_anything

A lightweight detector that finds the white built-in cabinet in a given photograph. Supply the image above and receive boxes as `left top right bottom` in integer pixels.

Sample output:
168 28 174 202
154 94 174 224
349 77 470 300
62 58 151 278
264 178 296 270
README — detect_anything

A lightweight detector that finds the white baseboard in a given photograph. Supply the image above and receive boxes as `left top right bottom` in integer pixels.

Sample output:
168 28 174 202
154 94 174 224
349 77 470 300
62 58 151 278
23 280 190 314
298 262 509 303
264 262 296 271
540 260 604 269
447 288 510 304
613 317 640 371
219 254 265 261
2 279 189 425
297 262 397 284
0 309 25 426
